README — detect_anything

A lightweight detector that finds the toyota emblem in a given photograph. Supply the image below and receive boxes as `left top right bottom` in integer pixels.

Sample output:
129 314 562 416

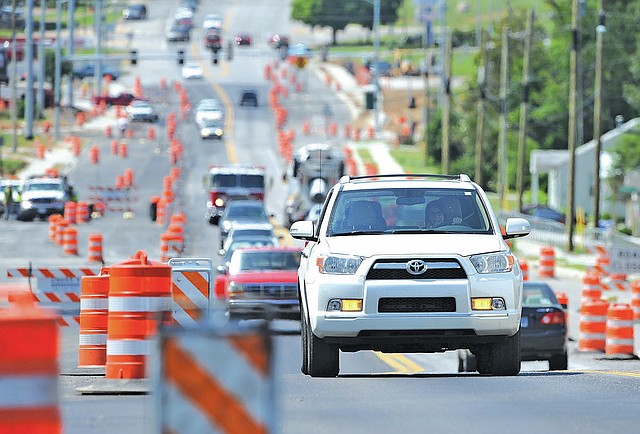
406 260 428 275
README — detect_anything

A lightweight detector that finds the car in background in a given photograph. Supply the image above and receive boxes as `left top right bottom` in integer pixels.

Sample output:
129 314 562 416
92 92 141 107
234 32 251 46
521 204 566 224
224 222 279 250
216 199 271 247
126 100 159 123
239 89 258 107
73 63 121 80
166 24 190 42
204 29 222 51
520 281 568 370
199 118 224 140
17 177 73 221
181 62 203 79
195 98 224 125
122 4 147 20
202 13 222 30
214 246 302 319
268 33 290 49
367 60 393 77
217 236 279 272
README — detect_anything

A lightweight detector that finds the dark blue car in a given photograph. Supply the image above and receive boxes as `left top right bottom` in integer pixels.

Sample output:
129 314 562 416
73 63 121 81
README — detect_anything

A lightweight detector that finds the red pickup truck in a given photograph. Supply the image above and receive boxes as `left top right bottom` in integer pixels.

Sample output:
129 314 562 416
92 92 141 107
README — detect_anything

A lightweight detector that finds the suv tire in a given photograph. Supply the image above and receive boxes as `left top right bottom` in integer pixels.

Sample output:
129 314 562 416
548 351 568 371
300 300 310 375
476 331 521 376
307 320 339 378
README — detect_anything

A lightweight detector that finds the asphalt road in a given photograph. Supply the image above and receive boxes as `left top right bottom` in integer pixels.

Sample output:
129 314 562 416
2 1 640 433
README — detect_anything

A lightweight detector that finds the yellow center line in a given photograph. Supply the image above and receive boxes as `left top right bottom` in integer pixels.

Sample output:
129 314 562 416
574 370 640 379
190 11 236 164
375 352 425 373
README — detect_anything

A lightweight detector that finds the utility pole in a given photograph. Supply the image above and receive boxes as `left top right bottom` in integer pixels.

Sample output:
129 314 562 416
498 27 509 210
95 0 104 98
67 0 76 108
567 0 579 252
37 0 46 119
10 0 18 152
592 0 605 228
54 0 63 142
474 30 488 186
517 10 534 213
24 0 34 140
441 30 452 175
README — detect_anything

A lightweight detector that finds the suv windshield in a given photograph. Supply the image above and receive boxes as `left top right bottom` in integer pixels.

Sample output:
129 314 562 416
326 188 492 236
24 182 63 192
211 174 264 189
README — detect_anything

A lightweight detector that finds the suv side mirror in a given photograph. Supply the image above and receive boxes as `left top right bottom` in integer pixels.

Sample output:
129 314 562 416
503 218 531 240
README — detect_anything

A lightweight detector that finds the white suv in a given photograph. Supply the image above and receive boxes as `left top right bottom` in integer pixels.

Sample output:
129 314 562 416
290 174 531 377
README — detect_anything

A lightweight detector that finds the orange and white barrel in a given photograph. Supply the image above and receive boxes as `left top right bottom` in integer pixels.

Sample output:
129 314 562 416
605 303 634 355
55 219 69 246
538 246 555 278
580 272 602 308
520 258 529 281
76 201 90 223
556 291 569 323
578 298 609 352
88 233 104 263
48 214 62 241
78 268 110 368
62 226 79 256
631 281 640 322
0 294 61 433
63 201 77 224
106 251 172 379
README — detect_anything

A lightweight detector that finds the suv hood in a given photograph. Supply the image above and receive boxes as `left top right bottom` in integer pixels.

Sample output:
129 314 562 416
326 234 504 257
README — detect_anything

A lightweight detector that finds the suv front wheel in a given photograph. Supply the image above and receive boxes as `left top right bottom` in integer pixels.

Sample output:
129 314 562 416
303 308 339 377
476 331 521 376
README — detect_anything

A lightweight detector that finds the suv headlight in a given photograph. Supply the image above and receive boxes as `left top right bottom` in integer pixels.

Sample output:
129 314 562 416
21 200 33 209
470 252 515 274
317 254 363 275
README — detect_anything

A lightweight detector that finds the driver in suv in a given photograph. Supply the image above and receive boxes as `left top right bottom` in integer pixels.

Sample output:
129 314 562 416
290 174 531 377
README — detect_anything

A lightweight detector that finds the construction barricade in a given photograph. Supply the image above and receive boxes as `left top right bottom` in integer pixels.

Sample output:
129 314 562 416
78 268 110 368
168 258 215 327
538 246 555 278
578 298 609 352
106 251 172 379
6 266 101 327
0 294 61 434
154 322 275 434
604 303 634 356
632 281 640 322
520 258 529 281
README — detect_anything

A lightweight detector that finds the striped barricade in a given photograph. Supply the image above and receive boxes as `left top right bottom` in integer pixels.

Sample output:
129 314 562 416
6 266 101 327
155 323 275 434
168 258 216 327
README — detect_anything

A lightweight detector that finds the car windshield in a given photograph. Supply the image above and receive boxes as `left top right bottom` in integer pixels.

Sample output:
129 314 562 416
231 250 301 273
326 187 492 236
224 240 277 262
24 182 62 192
523 283 559 307
211 174 263 188
226 204 267 219
231 228 273 238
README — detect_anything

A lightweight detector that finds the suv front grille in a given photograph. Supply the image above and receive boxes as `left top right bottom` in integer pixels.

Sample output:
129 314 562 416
366 259 466 280
378 297 456 313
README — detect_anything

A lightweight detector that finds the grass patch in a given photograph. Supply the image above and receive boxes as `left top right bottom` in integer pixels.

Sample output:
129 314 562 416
357 147 374 164
389 146 439 174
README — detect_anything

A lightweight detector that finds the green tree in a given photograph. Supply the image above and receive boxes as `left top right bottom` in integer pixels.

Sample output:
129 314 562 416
291 0 403 45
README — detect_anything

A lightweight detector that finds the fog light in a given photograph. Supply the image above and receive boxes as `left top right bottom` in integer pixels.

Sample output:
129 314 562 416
327 299 362 312
327 299 342 311
471 297 506 310
491 298 505 310
342 299 362 312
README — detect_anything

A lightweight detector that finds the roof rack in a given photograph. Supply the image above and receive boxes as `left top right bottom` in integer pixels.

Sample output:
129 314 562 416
339 174 471 183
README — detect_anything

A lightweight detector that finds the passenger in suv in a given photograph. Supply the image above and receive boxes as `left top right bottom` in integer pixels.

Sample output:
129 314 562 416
289 174 531 377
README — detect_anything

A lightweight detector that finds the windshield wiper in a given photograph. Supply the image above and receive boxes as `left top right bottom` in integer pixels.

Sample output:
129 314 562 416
330 230 387 236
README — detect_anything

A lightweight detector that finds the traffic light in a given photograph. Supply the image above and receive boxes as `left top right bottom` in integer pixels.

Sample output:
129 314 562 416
177 49 185 65
0 47 8 85
130 49 138 66
364 86 377 110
